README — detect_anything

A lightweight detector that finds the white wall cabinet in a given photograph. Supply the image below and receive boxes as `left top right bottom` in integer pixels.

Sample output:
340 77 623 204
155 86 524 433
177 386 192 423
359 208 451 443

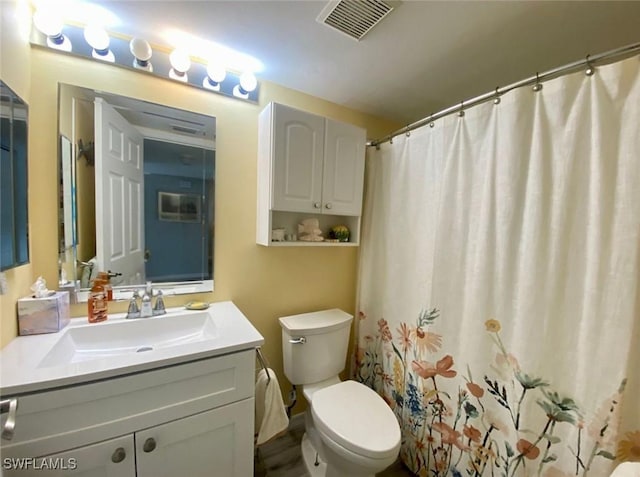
1 350 255 477
257 102 366 246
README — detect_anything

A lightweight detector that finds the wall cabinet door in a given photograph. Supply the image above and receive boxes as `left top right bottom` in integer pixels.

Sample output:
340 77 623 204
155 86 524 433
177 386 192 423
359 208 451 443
271 104 325 213
2 435 135 477
135 398 254 477
322 119 366 216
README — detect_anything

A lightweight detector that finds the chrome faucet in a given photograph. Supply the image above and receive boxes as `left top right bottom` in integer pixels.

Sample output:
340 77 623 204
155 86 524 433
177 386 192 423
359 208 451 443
126 283 165 319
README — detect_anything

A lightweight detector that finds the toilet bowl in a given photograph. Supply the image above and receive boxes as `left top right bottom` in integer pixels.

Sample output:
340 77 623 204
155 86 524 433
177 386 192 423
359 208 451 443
279 309 401 477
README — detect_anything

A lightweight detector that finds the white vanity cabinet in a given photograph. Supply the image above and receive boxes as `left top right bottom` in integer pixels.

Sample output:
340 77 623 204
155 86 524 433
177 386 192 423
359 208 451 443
1 350 255 477
257 102 366 246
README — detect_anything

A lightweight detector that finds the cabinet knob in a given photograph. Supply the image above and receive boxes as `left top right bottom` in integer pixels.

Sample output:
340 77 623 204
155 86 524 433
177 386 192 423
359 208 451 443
111 447 126 463
143 437 157 453
325 203 332 209
314 202 321 209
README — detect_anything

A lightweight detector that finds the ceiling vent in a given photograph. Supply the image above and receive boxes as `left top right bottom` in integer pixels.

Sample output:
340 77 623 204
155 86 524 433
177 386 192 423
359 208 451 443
317 0 398 41
171 124 200 135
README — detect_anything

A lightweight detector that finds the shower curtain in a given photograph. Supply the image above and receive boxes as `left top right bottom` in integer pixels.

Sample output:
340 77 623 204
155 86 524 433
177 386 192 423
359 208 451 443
355 55 640 476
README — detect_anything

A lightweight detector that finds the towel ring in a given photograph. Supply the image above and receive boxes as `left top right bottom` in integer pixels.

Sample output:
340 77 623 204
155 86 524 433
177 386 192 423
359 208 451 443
256 347 271 384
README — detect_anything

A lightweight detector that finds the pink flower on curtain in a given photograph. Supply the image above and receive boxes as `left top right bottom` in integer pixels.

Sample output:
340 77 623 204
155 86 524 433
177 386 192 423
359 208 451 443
463 424 482 443
517 438 541 459
432 422 469 450
413 327 443 354
377 319 392 342
397 323 412 353
466 381 484 398
412 355 457 379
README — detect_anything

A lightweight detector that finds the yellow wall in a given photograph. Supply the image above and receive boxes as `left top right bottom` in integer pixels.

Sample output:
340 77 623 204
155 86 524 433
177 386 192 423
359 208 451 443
0 0 32 346
0 30 399 413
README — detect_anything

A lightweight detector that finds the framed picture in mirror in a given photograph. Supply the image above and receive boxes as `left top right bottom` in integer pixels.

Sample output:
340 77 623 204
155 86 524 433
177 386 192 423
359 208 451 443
158 191 202 223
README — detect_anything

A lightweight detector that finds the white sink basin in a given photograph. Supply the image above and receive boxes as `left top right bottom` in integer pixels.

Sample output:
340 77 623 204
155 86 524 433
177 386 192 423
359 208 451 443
1 302 264 395
39 311 216 367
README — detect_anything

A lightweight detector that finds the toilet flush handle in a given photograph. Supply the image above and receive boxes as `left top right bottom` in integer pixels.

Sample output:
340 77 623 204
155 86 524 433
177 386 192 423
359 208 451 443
289 337 306 344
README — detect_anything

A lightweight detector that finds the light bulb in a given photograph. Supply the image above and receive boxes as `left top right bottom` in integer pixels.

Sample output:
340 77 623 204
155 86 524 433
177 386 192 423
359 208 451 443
130 38 153 71
202 63 226 91
33 8 63 37
169 49 191 82
239 71 257 93
233 71 258 98
33 7 72 51
84 24 114 62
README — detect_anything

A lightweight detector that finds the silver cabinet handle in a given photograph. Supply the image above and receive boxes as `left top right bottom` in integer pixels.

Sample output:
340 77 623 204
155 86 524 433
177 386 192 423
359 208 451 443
1 398 18 440
143 437 156 453
313 202 321 209
325 203 332 209
111 447 126 463
289 337 306 344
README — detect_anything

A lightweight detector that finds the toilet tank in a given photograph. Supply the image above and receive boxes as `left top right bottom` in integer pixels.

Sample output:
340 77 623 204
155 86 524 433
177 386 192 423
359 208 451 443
279 309 353 385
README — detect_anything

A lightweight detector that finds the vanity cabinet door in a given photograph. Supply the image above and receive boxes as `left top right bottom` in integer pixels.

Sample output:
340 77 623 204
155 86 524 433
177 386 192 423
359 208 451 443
135 397 254 477
270 103 325 213
2 435 135 477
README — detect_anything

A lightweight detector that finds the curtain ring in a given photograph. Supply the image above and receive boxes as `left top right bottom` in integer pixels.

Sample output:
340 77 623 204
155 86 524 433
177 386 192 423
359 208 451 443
405 127 411 137
389 136 393 145
532 72 543 92
585 54 595 76
493 86 501 105
429 115 435 128
458 101 465 117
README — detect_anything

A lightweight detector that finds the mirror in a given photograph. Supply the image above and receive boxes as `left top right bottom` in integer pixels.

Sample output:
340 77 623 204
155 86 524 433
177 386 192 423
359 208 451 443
1 80 29 271
58 84 215 301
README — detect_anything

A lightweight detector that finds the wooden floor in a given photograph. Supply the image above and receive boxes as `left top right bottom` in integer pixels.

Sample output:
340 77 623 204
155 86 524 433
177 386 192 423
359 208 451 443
255 414 414 477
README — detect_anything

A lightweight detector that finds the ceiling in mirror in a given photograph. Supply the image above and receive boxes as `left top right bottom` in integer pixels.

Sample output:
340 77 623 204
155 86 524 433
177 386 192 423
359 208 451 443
58 84 216 301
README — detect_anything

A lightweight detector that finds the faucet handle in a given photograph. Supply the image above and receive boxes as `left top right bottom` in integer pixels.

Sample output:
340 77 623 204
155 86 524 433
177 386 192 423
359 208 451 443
126 290 141 319
152 290 166 316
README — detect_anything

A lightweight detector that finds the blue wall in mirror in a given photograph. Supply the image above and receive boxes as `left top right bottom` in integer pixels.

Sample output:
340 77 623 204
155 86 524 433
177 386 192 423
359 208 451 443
0 80 29 271
143 139 214 282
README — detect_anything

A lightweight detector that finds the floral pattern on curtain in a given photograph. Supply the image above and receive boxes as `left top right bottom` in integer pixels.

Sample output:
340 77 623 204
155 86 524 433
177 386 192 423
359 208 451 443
355 55 640 477
356 311 637 476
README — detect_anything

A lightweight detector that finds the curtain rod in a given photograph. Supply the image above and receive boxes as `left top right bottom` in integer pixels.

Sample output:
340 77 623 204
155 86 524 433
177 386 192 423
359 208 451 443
368 42 640 147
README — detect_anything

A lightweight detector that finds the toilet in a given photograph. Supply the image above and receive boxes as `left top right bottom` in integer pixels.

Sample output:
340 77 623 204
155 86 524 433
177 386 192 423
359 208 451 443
279 309 401 477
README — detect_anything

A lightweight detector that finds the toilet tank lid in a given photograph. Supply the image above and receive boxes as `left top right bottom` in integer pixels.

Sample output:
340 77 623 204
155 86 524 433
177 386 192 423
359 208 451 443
279 309 353 335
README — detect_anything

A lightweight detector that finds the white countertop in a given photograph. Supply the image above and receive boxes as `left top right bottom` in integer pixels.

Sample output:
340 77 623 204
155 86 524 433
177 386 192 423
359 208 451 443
0 301 264 396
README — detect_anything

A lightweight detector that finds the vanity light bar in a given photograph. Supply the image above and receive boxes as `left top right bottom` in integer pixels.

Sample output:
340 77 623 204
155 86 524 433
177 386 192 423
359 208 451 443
29 22 260 103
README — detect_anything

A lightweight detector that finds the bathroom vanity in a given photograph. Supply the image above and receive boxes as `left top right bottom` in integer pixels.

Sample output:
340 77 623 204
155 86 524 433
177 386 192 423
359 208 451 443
0 301 263 477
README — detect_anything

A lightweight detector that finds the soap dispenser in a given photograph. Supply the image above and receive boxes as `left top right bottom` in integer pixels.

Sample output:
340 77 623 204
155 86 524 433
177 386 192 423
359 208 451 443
88 278 108 323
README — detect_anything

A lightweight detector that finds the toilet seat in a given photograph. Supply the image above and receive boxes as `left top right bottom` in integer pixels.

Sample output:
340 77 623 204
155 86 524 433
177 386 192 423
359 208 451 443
311 380 400 460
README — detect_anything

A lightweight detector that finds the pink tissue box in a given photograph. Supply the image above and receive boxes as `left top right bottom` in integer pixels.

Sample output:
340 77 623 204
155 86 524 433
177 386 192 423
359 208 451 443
17 291 70 336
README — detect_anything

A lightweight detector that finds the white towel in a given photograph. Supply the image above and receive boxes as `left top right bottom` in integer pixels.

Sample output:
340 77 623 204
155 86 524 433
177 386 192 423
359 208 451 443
610 463 640 477
255 368 289 445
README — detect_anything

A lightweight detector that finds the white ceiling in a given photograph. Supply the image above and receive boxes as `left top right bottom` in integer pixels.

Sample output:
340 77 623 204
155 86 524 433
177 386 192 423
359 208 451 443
98 1 640 125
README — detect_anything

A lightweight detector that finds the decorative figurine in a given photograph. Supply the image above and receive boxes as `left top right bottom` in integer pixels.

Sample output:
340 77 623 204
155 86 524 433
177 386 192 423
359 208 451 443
298 218 324 242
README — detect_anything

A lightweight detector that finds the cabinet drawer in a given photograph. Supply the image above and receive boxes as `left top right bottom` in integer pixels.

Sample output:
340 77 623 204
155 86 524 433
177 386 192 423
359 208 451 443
2 350 254 458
